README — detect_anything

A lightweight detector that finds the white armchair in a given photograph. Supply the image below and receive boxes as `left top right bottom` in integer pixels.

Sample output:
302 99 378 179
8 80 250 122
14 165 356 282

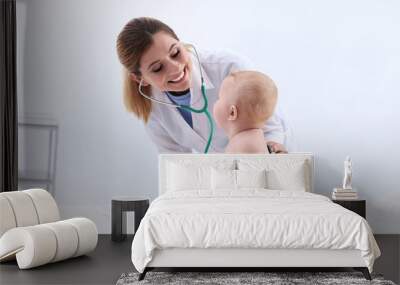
0 189 98 269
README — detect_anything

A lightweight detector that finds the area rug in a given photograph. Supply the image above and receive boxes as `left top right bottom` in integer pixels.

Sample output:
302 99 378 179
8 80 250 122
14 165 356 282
116 271 396 285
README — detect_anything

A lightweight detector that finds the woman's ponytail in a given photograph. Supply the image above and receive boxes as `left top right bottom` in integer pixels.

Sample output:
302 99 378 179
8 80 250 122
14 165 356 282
122 68 152 123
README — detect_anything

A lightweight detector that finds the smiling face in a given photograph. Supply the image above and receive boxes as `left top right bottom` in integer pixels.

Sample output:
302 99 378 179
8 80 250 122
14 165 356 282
138 32 192 92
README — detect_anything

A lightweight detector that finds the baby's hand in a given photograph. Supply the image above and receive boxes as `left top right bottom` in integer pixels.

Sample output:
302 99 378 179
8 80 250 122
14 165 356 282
266 141 287 154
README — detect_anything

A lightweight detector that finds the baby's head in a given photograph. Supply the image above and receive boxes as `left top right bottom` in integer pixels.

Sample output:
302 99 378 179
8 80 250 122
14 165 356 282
213 70 278 135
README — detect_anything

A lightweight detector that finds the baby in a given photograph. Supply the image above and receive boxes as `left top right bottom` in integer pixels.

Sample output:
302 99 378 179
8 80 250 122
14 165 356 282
213 71 278 154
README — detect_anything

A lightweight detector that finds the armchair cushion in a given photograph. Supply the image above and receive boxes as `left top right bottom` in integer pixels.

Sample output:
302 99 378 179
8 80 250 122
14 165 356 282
0 218 97 269
0 189 97 269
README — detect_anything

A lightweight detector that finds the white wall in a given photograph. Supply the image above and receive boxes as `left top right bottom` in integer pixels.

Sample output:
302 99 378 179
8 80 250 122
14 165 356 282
17 0 400 233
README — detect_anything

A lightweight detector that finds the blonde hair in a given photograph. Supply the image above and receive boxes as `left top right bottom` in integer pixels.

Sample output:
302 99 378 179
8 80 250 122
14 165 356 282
229 71 278 124
116 17 179 123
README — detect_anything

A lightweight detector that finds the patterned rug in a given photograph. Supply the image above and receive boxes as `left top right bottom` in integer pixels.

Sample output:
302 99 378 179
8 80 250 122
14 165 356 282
116 271 396 285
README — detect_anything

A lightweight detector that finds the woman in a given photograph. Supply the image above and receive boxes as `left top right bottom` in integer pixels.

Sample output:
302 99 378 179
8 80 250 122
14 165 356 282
116 17 289 153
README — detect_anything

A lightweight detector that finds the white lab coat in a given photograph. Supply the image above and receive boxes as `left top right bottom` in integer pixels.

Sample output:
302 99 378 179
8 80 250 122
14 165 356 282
144 49 291 153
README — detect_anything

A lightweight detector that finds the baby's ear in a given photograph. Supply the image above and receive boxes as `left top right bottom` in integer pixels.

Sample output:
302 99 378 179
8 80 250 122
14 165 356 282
228 105 238 121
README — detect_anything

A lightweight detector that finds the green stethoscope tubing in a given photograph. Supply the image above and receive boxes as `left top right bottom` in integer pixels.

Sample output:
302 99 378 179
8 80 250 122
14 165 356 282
179 83 214 153
138 44 215 154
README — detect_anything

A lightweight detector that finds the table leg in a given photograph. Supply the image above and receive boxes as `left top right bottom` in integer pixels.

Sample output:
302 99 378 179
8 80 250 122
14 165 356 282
134 202 149 235
112 201 126 241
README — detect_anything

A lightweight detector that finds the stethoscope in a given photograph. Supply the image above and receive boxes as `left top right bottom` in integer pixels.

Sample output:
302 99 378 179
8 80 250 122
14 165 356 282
138 44 214 153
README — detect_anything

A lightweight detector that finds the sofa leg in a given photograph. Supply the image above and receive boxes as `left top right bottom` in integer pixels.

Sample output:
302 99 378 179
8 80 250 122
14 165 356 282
138 268 148 281
354 267 371 280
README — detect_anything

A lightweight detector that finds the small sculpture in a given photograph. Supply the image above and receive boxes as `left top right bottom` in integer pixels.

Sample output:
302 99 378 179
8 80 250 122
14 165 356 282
342 156 353 190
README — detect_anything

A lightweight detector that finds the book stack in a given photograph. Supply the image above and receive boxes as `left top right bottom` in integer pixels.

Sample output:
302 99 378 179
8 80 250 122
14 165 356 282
332 188 358 200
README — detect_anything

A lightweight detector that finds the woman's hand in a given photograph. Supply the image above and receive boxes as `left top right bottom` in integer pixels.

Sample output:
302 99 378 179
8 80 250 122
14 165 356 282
266 141 287 154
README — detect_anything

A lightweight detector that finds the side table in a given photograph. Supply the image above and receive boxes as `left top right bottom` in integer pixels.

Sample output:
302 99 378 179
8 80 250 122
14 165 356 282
111 197 149 242
332 199 366 219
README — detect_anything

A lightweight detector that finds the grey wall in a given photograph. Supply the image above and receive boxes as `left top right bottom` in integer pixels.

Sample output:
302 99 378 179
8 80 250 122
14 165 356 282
17 0 400 233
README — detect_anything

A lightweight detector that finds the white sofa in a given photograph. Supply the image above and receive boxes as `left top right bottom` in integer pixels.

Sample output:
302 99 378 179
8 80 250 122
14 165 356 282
0 189 98 269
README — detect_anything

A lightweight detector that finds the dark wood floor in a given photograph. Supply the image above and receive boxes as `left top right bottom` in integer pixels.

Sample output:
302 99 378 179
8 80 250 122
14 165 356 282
0 235 398 285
